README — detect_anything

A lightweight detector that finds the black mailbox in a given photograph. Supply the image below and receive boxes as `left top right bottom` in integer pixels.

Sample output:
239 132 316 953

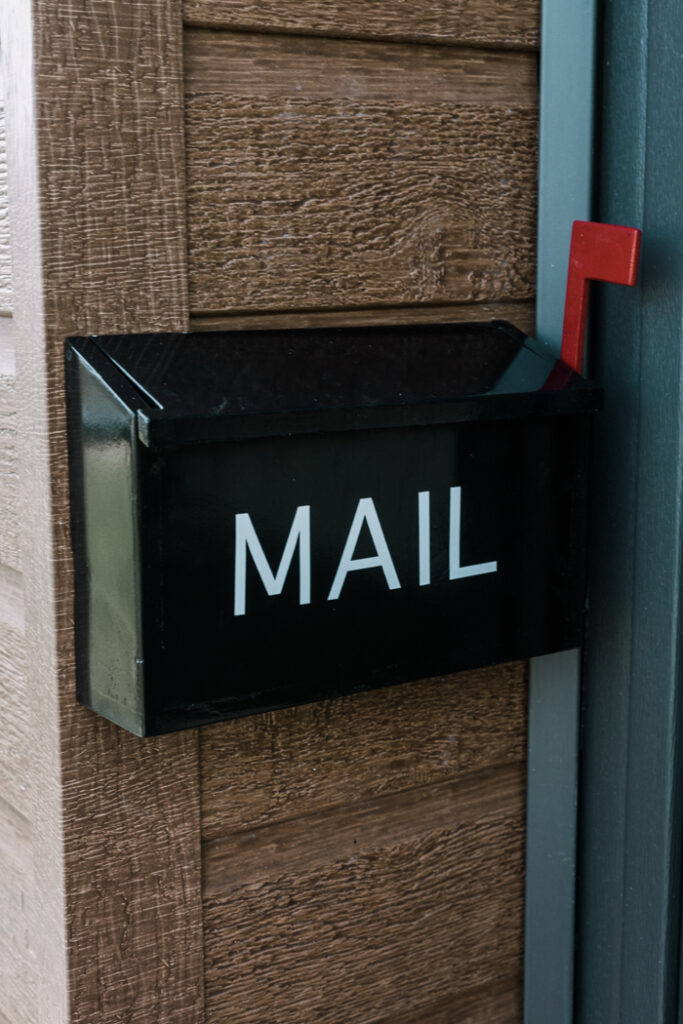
65 321 601 736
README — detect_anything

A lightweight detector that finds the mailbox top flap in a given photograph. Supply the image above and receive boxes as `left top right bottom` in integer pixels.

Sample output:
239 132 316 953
66 321 602 448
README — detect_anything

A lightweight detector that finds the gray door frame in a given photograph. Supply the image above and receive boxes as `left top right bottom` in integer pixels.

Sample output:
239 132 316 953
576 2 683 1022
528 2 683 1023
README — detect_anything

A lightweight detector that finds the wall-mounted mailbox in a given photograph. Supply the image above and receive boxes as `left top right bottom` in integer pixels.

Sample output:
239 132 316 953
66 322 601 736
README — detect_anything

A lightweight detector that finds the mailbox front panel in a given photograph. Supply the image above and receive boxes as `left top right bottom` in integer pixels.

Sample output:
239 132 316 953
136 419 587 732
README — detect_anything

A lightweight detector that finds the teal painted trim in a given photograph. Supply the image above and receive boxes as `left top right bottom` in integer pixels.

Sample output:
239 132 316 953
526 1 597 1023
525 651 581 1024
535 0 596 351
577 1 683 1021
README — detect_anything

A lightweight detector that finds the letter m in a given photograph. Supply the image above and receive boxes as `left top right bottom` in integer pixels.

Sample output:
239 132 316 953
234 505 311 616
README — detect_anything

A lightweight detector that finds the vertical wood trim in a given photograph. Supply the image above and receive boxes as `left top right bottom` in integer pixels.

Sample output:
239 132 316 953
526 1 596 1023
0 3 66 1019
2 1 204 1021
0 99 11 314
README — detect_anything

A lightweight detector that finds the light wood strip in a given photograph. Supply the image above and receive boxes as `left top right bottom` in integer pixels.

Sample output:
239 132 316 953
0 375 19 573
1 1 204 1021
203 761 524 894
0 848 36 1024
371 975 522 1024
203 779 524 1023
183 0 539 51
0 621 30 826
0 317 14 377
185 31 537 315
184 31 537 105
0 563 23 631
0 794 31 875
190 298 536 335
0 104 11 314
201 661 527 839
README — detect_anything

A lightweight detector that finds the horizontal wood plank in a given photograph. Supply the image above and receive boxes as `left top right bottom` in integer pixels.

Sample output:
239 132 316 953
0 104 11 314
190 298 536 335
204 761 523 893
204 764 524 1023
184 33 537 105
185 31 537 315
183 0 539 51
0 375 19 572
201 661 527 839
372 975 521 1024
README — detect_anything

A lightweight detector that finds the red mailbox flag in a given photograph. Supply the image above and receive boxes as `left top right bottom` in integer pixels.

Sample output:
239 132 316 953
561 220 642 373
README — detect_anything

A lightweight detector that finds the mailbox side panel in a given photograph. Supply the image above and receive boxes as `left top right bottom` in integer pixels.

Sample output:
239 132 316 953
66 349 147 736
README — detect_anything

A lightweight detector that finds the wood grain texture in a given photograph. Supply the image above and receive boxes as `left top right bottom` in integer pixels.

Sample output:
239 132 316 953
0 618 30 825
1 0 204 1021
372 975 521 1024
183 0 539 51
185 30 538 315
203 761 523 892
0 572 33 1024
184 33 537 104
64 729 203 1024
0 830 36 1024
203 763 525 1024
0 317 15 377
0 374 19 573
190 298 536 335
201 661 527 839
0 562 23 632
0 104 11 314
0 12 59 1019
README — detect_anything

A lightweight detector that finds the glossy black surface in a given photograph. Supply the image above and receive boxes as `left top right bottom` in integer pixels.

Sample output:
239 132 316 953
66 321 601 735
73 322 599 446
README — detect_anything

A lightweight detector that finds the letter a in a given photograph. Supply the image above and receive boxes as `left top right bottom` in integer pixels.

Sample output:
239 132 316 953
234 505 311 616
328 498 401 600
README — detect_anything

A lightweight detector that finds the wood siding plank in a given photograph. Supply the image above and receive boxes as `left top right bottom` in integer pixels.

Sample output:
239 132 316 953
0 562 23 632
0 375 19 573
190 298 536 334
35 0 204 1013
203 761 523 892
0 103 11 315
185 30 538 315
0 617 30 826
1 0 205 1021
0 570 33 1024
201 662 527 839
371 976 522 1024
203 762 525 1024
183 0 539 51
0 832 36 1024
0 317 14 377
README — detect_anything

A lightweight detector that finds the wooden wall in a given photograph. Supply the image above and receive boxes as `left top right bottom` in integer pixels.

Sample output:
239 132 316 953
182 3 537 1022
0 0 538 1021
